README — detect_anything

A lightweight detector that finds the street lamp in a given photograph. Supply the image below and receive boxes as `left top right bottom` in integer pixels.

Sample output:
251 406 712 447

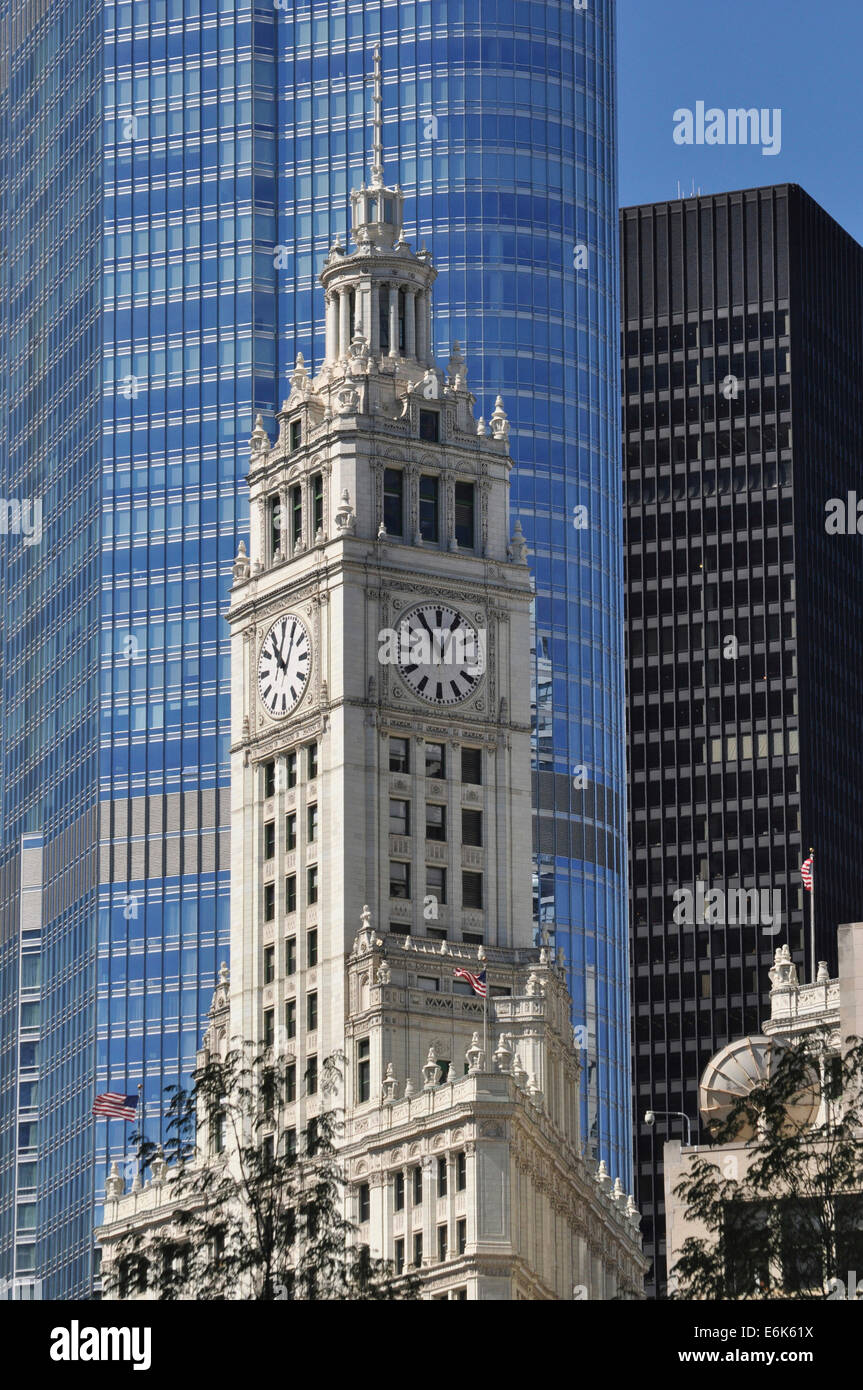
644 1108 692 1146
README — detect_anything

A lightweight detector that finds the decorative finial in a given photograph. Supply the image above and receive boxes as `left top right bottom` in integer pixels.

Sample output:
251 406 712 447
371 46 384 187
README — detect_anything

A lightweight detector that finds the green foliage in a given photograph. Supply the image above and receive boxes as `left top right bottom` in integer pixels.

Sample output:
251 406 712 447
670 1034 863 1300
104 1043 420 1302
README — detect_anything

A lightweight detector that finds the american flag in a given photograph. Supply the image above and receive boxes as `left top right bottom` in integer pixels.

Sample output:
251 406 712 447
92 1092 139 1122
453 967 487 998
801 855 814 893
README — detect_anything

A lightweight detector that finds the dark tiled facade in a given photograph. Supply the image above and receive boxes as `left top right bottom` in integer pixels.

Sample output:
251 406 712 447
621 185 863 1296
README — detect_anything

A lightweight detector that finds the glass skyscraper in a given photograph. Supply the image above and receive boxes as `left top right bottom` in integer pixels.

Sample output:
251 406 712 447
0 0 628 1298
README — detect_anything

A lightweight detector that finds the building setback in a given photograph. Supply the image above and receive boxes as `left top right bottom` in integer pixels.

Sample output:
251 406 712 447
621 184 863 1295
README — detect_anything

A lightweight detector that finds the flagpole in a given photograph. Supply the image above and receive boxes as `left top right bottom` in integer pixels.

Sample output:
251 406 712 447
137 1082 143 1183
809 847 816 983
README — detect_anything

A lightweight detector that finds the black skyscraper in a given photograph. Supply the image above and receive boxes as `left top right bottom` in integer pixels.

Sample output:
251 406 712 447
621 185 863 1296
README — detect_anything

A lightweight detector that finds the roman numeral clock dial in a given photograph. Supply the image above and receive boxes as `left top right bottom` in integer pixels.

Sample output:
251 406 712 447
258 614 311 718
396 603 486 705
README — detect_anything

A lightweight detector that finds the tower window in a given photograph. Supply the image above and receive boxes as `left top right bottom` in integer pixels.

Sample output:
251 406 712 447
263 883 275 923
263 761 276 798
426 804 446 841
306 992 318 1032
419 410 440 443
269 496 282 561
413 1233 423 1269
286 936 296 975
286 812 297 850
389 798 410 835
427 865 447 904
462 872 483 910
306 1055 318 1096
461 747 482 784
383 468 404 536
462 809 482 846
394 1237 405 1273
380 285 392 353
263 945 275 985
456 1152 467 1191
457 1218 467 1253
437 1225 447 1262
425 743 445 779
285 1063 296 1104
357 1037 370 1103
419 474 439 539
438 1156 448 1197
289 419 302 452
307 804 318 841
412 1166 423 1204
358 1183 371 1225
290 484 302 549
394 1173 405 1212
286 751 297 788
264 1009 274 1047
454 482 475 549
389 862 410 899
389 737 410 773
307 866 318 905
285 875 297 914
307 927 318 968
285 999 296 1039
263 820 275 859
311 472 323 536
307 743 318 780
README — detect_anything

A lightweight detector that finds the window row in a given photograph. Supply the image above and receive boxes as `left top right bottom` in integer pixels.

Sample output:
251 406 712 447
262 743 318 797
389 800 482 845
263 867 319 920
389 738 482 783
389 863 483 909
263 804 317 858
624 384 790 431
622 312 789 358
263 929 318 983
382 467 477 550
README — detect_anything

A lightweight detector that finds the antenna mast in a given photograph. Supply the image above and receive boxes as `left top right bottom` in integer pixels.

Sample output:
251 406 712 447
371 46 384 187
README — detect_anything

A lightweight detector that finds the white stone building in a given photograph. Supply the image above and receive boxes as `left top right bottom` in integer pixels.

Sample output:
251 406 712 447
664 923 863 1294
97 58 645 1301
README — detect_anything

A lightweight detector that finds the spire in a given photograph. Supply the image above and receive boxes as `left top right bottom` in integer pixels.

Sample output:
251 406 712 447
371 46 384 188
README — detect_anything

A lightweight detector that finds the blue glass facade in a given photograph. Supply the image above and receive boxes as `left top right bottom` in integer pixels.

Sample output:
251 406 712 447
270 0 629 1179
1 0 628 1298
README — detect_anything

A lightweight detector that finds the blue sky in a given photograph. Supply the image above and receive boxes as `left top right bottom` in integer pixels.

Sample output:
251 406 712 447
617 0 863 244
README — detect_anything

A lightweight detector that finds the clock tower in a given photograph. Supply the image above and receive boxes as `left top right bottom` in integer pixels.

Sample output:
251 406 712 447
226 47 535 1067
98 54 645 1300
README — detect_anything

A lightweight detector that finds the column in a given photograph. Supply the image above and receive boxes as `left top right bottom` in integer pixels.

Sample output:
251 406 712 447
279 486 289 560
415 291 426 362
405 288 416 359
370 281 380 355
325 293 338 362
388 284 399 358
338 290 350 357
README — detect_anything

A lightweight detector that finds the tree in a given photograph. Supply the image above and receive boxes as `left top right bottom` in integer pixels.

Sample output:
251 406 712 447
104 1044 419 1301
670 1033 863 1300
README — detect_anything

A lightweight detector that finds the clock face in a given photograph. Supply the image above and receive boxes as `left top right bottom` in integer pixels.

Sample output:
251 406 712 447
258 614 312 718
396 603 485 705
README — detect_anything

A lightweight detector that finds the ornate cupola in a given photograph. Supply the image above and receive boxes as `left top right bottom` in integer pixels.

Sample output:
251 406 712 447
320 47 437 373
